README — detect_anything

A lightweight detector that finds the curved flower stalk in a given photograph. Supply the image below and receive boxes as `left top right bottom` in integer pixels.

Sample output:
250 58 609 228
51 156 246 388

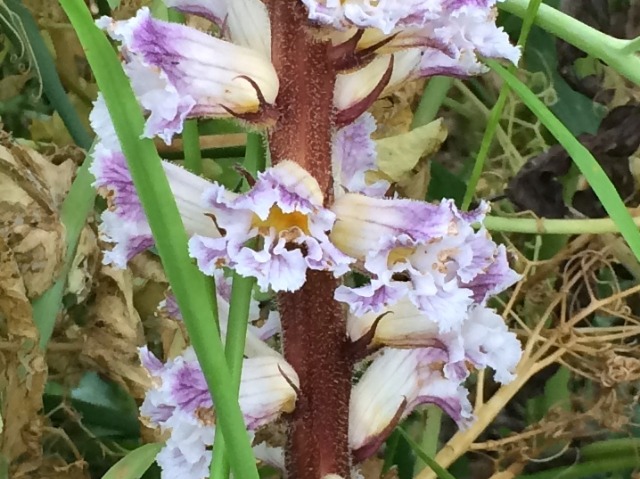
90 0 523 478
139 346 298 478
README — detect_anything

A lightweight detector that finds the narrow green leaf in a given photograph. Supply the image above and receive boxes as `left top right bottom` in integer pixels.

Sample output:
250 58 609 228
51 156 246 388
32 148 96 348
102 443 164 479
7 0 92 149
487 59 640 261
58 1 259 477
397 427 457 479
462 0 542 210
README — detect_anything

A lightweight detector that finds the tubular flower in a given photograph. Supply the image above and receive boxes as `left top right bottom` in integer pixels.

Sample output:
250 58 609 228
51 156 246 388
189 161 354 292
348 297 521 383
89 94 220 267
139 346 299 478
331 193 520 330
349 347 473 460
97 7 279 143
306 0 520 81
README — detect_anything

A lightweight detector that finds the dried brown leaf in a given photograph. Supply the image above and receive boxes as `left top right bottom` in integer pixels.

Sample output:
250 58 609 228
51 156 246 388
0 236 46 473
81 264 149 398
65 225 99 304
0 142 76 297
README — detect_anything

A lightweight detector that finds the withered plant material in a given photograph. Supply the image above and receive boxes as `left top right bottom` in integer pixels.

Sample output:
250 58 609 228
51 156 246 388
0 136 76 297
0 236 46 476
506 105 640 218
370 80 425 137
82 263 150 399
64 225 100 304
558 0 640 105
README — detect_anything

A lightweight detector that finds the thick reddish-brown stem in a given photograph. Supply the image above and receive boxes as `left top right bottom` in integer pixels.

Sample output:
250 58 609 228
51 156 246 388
267 0 335 197
279 272 353 478
267 2 354 478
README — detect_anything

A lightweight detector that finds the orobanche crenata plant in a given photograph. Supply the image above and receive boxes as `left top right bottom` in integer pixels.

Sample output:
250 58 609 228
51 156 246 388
90 1 523 478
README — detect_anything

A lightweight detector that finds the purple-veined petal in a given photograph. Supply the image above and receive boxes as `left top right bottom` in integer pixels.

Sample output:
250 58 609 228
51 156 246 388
462 244 520 303
349 348 472 460
190 161 354 292
332 113 390 197
98 7 278 143
331 194 460 258
164 0 227 25
139 345 299 437
335 280 408 316
91 148 219 267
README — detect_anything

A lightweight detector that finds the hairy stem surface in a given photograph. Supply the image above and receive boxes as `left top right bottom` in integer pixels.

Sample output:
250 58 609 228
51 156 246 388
268 2 353 477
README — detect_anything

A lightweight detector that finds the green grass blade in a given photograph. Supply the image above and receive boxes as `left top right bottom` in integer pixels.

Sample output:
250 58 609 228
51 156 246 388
7 0 92 149
210 134 264 479
32 150 96 348
397 427 457 479
461 0 542 210
58 1 259 477
102 442 164 479
487 59 640 261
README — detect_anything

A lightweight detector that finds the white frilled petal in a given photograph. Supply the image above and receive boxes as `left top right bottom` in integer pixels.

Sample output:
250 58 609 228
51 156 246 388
347 297 522 383
156 412 214 479
461 306 522 383
332 113 390 197
140 347 299 478
382 1 520 79
302 0 442 34
189 161 354 292
163 0 227 25
349 348 472 459
89 94 119 151
97 7 278 143
331 194 518 324
227 0 272 59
